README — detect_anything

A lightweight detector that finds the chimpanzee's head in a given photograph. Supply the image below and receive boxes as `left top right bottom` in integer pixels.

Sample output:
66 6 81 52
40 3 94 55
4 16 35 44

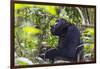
50 18 69 36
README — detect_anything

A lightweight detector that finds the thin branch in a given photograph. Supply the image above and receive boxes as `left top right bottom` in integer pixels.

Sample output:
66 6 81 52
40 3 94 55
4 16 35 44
75 7 85 25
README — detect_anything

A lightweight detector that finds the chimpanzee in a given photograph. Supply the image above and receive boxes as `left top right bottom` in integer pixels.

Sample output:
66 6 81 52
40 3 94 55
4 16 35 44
41 18 83 63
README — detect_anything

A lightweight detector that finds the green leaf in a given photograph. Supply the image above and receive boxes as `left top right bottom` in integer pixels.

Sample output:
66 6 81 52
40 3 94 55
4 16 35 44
23 26 41 35
33 5 57 15
45 6 57 15
84 28 94 35
15 3 33 10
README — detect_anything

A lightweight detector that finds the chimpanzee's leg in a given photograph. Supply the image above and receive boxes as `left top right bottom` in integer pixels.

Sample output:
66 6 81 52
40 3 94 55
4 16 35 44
45 48 60 63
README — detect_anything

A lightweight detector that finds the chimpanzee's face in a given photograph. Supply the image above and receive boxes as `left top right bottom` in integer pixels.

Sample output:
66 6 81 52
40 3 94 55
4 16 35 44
50 18 68 36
